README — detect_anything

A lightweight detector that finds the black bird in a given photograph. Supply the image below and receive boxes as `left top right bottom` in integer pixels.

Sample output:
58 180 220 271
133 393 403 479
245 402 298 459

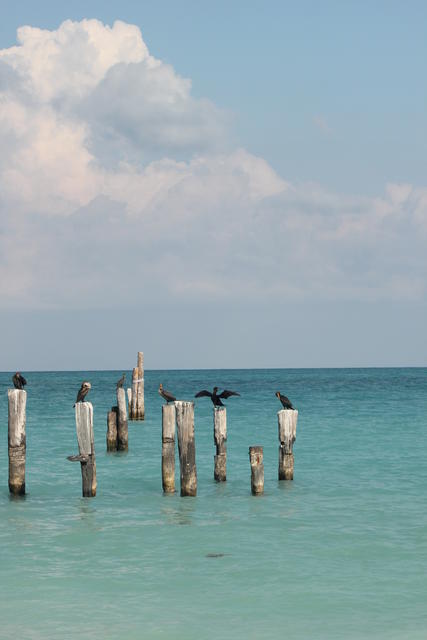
276 391 295 410
12 372 27 390
74 381 91 406
116 373 126 389
195 386 240 407
158 383 176 404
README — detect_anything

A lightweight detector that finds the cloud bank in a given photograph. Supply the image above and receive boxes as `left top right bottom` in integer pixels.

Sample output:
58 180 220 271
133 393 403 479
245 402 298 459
0 19 425 310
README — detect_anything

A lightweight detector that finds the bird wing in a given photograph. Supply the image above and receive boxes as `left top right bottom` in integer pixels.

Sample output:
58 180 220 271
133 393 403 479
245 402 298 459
195 390 212 398
163 389 176 401
219 390 240 399
20 375 27 386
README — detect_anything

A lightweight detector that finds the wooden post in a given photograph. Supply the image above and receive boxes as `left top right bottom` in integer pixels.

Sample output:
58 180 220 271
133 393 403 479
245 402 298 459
8 389 26 495
106 406 118 452
175 401 197 497
249 446 264 495
137 351 145 420
71 402 96 497
214 407 227 482
130 367 138 420
162 403 176 493
129 353 145 420
116 387 128 451
278 409 298 480
127 388 132 414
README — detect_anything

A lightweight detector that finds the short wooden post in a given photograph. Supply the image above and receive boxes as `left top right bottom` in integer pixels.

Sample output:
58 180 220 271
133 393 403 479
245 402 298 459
106 406 118 452
278 410 298 480
137 351 145 420
127 388 132 414
249 446 264 495
175 401 197 497
72 402 96 497
162 403 176 493
116 387 128 451
213 407 227 482
8 389 26 495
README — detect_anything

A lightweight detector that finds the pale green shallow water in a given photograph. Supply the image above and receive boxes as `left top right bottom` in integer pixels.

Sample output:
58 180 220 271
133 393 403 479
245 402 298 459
0 368 426 640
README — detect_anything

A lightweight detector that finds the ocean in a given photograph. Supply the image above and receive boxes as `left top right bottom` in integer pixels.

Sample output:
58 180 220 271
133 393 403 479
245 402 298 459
0 368 426 639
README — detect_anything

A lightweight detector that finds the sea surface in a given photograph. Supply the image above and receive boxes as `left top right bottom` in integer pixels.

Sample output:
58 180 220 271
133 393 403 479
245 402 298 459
0 368 426 640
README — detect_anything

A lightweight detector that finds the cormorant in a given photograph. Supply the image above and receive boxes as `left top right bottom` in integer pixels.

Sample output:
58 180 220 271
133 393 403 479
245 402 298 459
116 373 126 389
12 372 27 390
195 387 240 407
74 381 91 406
158 383 176 404
276 391 295 410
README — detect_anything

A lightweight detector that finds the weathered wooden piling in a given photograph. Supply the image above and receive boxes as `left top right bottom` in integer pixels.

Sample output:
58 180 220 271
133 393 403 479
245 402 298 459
162 403 176 493
249 446 264 495
175 401 197 496
106 406 118 452
8 389 26 495
127 387 132 414
129 352 145 420
278 409 298 480
213 407 227 482
130 367 138 420
137 351 145 420
116 387 128 451
69 402 96 497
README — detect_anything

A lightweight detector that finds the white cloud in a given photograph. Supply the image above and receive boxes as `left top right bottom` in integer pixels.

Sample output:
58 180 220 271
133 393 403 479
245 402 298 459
0 19 425 310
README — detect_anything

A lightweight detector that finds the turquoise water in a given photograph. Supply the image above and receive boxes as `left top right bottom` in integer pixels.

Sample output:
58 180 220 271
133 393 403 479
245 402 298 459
0 368 426 640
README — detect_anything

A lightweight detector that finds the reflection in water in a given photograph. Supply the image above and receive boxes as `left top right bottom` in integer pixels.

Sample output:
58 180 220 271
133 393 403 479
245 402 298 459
8 493 27 503
76 500 99 530
277 479 295 494
161 497 196 525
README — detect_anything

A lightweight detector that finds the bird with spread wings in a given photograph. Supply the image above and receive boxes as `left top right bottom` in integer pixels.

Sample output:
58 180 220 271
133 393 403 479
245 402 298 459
195 386 240 407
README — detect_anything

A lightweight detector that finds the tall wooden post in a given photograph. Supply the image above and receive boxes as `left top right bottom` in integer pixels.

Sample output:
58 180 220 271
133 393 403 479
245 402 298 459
249 446 264 495
278 410 298 480
137 351 145 420
162 403 176 493
175 401 197 497
106 407 118 452
214 407 227 482
129 353 145 420
116 387 128 451
130 367 138 420
127 388 132 415
71 402 96 497
8 389 26 495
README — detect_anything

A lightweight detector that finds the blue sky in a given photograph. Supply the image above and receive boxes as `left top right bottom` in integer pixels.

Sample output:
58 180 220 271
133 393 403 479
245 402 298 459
0 1 426 369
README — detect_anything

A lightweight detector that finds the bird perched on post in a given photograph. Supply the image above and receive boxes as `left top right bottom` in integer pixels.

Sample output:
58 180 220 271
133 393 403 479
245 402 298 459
276 391 295 410
12 372 27 390
74 381 91 406
195 387 240 407
158 383 176 404
116 373 126 389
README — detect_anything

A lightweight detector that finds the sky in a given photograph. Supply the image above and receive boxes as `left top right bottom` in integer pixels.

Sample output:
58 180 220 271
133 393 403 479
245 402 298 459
0 1 426 370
